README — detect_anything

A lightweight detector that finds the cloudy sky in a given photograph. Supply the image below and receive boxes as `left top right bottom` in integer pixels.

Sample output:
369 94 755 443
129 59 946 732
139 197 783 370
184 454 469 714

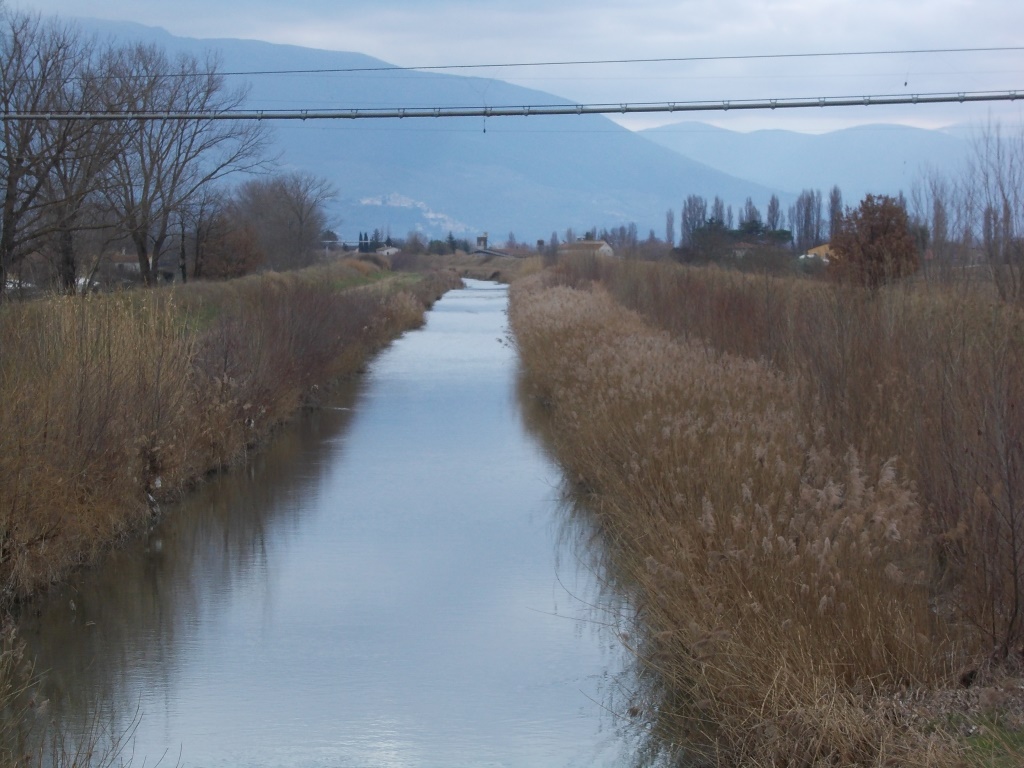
21 0 1024 132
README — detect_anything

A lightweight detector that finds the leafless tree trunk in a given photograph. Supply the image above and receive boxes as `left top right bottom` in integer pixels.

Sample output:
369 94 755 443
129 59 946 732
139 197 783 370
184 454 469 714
230 172 335 271
765 194 781 231
0 10 91 296
680 194 707 248
103 43 268 286
42 43 127 294
968 124 1024 302
172 187 227 283
828 185 843 241
789 188 823 254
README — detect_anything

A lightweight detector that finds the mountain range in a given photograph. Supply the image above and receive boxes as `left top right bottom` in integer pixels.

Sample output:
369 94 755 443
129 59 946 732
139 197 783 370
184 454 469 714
639 121 974 211
75 19 975 243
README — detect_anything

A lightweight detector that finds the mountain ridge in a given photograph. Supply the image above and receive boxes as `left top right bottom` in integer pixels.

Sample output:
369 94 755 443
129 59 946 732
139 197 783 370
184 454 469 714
70 19 976 241
638 120 971 208
69 19 790 241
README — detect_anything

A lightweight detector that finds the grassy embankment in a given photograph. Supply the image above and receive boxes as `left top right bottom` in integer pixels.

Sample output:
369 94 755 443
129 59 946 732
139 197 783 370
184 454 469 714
395 250 545 284
0 259 462 764
509 256 1024 767
0 260 460 609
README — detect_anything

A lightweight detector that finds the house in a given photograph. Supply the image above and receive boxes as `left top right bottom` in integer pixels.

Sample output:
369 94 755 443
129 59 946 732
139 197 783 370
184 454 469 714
109 249 141 273
557 239 615 259
376 246 400 257
801 243 833 263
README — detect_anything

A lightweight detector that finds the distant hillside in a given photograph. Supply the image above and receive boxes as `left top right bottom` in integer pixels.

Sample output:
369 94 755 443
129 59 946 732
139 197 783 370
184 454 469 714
639 121 972 207
72 19 786 242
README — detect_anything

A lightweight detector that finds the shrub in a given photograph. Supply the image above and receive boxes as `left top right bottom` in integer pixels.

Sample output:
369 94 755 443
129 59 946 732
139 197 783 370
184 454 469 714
830 194 920 288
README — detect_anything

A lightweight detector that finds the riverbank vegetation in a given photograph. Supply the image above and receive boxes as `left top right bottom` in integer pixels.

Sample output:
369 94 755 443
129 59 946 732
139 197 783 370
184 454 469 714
0 261 460 612
509 256 1024 766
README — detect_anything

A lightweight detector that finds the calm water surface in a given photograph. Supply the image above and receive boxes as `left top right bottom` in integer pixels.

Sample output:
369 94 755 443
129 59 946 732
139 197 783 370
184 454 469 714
22 280 633 768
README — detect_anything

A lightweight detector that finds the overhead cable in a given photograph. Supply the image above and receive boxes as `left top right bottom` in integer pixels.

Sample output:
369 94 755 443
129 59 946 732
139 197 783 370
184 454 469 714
216 46 1024 77
3 89 1019 121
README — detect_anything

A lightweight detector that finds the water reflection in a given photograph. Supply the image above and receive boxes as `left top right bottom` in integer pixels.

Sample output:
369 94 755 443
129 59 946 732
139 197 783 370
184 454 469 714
517 378 681 768
21 280 633 767
20 385 362 744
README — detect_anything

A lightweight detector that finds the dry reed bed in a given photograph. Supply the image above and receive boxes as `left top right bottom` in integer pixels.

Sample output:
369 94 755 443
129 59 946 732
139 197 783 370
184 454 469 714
551 256 1024 663
510 273 985 766
0 263 462 609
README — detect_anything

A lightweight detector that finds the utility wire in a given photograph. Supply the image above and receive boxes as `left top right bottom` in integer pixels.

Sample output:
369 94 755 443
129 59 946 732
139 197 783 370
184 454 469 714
3 89 1018 121
215 46 1024 78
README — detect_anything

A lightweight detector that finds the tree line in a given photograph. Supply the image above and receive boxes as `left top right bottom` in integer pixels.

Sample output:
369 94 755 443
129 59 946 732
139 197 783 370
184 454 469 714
0 6 338 296
664 125 1024 295
673 189 843 255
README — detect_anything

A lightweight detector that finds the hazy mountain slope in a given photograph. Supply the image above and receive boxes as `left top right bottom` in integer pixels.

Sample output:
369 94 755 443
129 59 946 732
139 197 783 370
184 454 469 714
72 19 786 241
639 121 971 206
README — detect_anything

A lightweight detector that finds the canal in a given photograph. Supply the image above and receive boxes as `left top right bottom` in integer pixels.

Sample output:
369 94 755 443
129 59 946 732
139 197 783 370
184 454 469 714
21 279 634 767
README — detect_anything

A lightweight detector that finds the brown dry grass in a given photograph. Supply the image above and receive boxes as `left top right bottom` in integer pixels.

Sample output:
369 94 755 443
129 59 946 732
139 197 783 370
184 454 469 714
509 262 1024 766
0 263 461 608
0 263 461 764
549 256 1024 661
396 251 544 283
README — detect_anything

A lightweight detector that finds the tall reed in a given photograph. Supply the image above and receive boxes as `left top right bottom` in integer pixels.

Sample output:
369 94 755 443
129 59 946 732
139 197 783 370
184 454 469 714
549 256 1024 661
510 274 975 766
0 294 196 598
0 265 461 607
0 264 461 766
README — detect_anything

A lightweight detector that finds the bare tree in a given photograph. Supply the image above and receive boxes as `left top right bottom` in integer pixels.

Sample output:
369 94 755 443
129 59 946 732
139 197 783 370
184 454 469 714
710 196 725 225
931 187 950 259
765 194 781 231
968 125 1024 302
403 231 426 255
103 43 268 285
41 42 127 293
828 185 843 241
910 170 970 276
199 211 263 279
680 195 707 248
230 172 335 271
830 194 918 287
738 197 761 232
789 188 823 254
665 208 675 248
545 231 560 266
0 9 95 294
175 185 230 281
279 171 335 257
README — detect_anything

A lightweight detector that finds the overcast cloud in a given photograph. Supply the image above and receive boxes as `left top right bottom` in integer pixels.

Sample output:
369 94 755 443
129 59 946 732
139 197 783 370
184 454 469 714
18 0 1024 132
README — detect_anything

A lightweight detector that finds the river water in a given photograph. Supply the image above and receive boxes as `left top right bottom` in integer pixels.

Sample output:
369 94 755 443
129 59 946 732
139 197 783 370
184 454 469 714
20 280 634 768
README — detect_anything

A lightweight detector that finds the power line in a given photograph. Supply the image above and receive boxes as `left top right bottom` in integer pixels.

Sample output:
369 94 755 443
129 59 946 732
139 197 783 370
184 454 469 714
216 46 1024 78
3 89 1019 121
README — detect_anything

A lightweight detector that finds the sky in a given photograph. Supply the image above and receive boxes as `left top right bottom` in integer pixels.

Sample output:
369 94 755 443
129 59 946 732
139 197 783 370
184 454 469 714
19 0 1024 133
